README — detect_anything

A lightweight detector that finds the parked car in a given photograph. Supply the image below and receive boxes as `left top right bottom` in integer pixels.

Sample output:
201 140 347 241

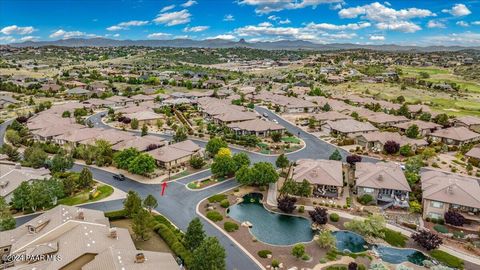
272 119 279 124
263 112 269 118
113 174 126 181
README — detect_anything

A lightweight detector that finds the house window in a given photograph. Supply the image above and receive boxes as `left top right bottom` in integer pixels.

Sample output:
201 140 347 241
363 188 374 193
430 201 444 208
428 212 442 219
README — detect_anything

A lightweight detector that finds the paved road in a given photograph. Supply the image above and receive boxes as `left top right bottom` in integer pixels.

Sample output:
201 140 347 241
6 107 379 270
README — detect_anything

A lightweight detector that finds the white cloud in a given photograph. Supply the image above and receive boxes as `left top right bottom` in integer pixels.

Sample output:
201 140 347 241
0 25 36 35
107 20 149 31
331 3 342 10
160 5 176 12
339 2 435 21
268 15 280 21
147 32 172 39
337 2 433 33
258 22 273 27
0 36 15 43
279 19 291 24
20 36 39 41
181 0 197 7
472 21 480 25
442 4 471 17
321 32 357 39
369 35 385 40
223 14 235 21
456 21 469 27
376 21 421 33
424 32 480 45
153 9 191 26
183 25 209 32
207 34 237 40
239 0 343 14
427 20 445 28
232 22 357 43
306 22 371 30
49 29 97 39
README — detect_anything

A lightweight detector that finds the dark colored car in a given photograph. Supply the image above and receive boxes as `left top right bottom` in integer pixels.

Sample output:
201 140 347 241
113 174 126 181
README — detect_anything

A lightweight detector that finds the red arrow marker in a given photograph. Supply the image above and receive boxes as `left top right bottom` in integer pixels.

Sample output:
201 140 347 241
161 182 168 196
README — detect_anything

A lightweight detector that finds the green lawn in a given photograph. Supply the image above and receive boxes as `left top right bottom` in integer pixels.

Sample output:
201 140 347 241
400 66 450 76
281 136 301 143
380 228 407 247
58 185 114 206
429 250 464 269
187 179 213 189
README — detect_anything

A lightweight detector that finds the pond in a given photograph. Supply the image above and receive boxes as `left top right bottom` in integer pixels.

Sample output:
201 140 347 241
333 231 428 266
229 193 432 266
227 193 314 245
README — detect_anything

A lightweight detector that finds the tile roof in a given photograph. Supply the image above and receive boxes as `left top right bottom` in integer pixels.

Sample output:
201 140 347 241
293 159 343 187
430 126 480 142
421 170 480 209
355 162 411 191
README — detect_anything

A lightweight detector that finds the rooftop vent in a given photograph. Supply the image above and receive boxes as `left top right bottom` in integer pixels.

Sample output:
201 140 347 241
109 228 117 239
135 253 145 263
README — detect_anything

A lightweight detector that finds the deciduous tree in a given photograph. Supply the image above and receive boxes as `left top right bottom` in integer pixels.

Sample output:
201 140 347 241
184 218 206 252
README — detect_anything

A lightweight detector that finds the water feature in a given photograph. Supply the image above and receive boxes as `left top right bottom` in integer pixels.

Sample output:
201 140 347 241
333 231 428 266
228 193 430 266
227 193 314 245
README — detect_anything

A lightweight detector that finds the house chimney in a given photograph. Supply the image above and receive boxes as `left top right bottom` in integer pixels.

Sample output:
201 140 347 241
77 210 84 220
135 253 145 263
109 228 117 239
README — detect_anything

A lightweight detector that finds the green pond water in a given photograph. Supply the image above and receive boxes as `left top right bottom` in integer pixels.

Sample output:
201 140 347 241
228 193 314 245
228 193 430 266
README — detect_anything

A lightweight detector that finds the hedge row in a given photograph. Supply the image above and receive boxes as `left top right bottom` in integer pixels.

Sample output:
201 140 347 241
104 209 128 221
154 223 193 267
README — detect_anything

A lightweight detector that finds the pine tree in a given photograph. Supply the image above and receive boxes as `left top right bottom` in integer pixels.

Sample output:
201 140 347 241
184 218 206 251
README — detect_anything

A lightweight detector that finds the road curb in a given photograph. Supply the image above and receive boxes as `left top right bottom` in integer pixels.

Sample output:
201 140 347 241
196 193 266 270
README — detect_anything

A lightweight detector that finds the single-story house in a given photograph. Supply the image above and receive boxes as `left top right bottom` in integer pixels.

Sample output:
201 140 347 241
355 131 428 152
429 126 480 146
454 116 480 132
111 135 166 152
355 162 411 208
65 87 91 97
321 119 378 137
393 120 442 136
312 111 352 124
82 98 116 109
147 140 201 169
465 146 480 167
227 119 285 137
124 110 164 126
366 112 409 128
105 95 134 107
421 170 480 224
0 164 51 202
292 159 343 198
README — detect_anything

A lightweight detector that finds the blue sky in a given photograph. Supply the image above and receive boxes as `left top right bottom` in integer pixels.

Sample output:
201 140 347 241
1 0 480 46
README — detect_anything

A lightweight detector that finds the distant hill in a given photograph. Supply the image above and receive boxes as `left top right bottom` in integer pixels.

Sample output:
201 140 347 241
10 37 480 52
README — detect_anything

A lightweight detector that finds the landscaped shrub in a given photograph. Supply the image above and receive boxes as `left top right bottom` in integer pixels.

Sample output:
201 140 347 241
277 195 297 213
325 266 347 270
104 209 127 221
412 230 443 250
223 221 239 232
258 250 272 258
220 199 230 208
301 254 310 261
206 211 223 222
208 194 227 203
444 210 466 227
381 228 407 247
154 223 192 266
271 259 280 268
430 250 464 269
433 224 449 234
309 207 328 225
358 194 373 205
453 231 465 239
330 213 340 222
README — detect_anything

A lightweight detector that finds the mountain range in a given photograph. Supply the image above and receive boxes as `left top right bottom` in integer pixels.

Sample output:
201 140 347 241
9 37 480 52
